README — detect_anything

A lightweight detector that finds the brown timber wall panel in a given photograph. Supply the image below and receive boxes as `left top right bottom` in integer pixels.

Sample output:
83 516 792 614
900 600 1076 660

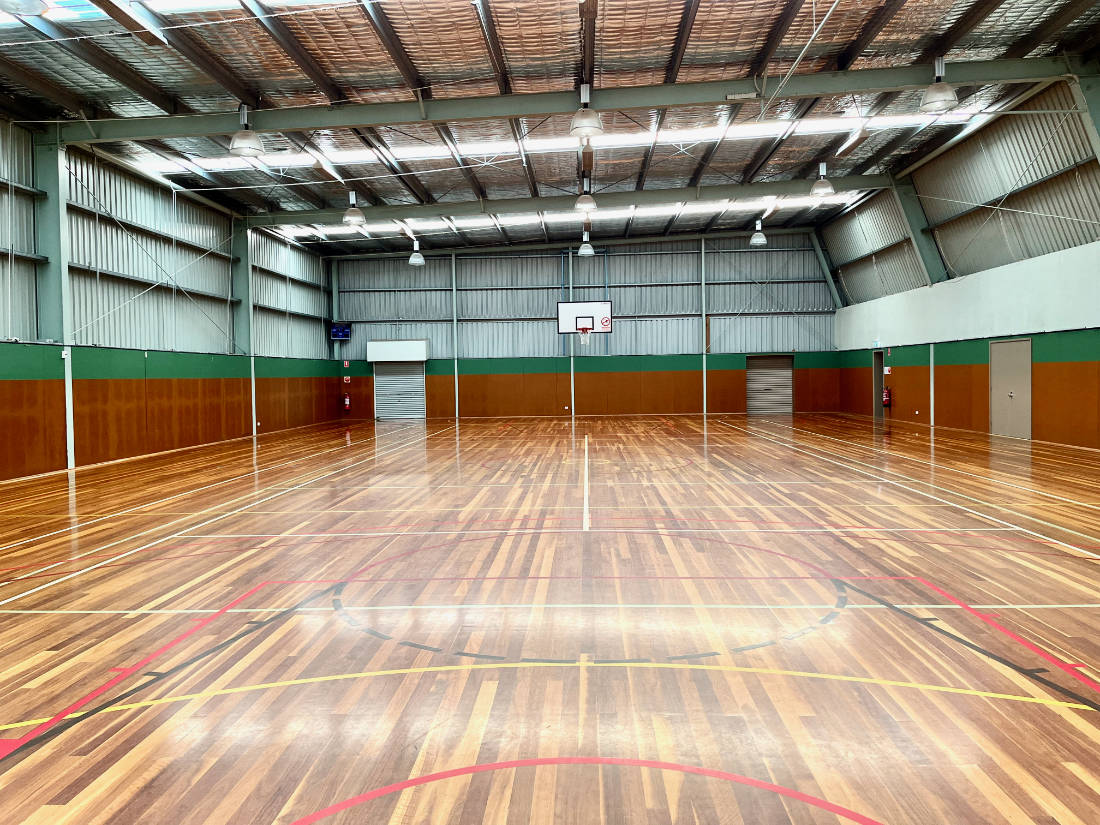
72 378 147 465
0 380 67 480
706 370 747 413
934 364 990 433
459 373 570 417
838 368 873 415
426 374 454 418
1033 361 1100 449
575 371 704 416
145 379 252 455
794 369 840 412
345 375 373 419
885 366 930 425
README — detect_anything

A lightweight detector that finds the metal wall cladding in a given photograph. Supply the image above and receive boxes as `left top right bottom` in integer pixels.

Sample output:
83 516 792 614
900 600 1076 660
821 191 910 266
68 211 232 297
459 286 557 320
456 254 561 289
704 238 820 282
252 269 287 312
933 162 1100 277
706 281 833 314
0 120 33 187
345 288 452 322
709 314 835 354
67 151 231 250
0 259 37 341
253 308 330 359
913 83 1096 226
837 241 927 303
0 189 35 254
605 317 703 355
251 231 324 286
338 257 452 290
458 320 559 358
346 322 454 360
71 270 233 353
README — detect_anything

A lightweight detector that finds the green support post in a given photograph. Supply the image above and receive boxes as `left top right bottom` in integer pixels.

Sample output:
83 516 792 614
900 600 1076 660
809 231 844 308
32 134 75 468
230 220 256 435
1069 74 1100 163
892 177 949 284
328 259 340 362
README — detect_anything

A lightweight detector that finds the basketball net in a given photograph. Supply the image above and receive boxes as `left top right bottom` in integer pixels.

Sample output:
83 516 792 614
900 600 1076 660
578 328 592 346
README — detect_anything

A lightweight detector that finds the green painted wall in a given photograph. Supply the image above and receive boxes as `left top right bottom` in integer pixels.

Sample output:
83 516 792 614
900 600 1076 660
0 342 65 380
254 356 340 379
458 357 568 375
841 329 1100 367
884 344 930 368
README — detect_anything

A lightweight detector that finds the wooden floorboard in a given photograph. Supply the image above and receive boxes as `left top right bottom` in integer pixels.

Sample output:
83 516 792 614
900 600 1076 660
0 414 1098 824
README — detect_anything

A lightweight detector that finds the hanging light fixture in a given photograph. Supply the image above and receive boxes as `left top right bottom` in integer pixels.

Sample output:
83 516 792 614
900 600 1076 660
342 191 365 226
577 230 595 257
920 57 958 114
810 161 835 197
408 238 425 267
569 83 604 138
0 0 48 15
575 178 597 211
749 219 767 247
229 104 265 157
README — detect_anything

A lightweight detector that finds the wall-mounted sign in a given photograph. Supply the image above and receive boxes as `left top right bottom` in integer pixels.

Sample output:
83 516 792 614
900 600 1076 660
343 360 349 368
343 376 351 384
883 366 892 375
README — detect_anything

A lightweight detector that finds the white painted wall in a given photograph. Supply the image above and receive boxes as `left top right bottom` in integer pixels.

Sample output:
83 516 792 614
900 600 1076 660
834 240 1100 350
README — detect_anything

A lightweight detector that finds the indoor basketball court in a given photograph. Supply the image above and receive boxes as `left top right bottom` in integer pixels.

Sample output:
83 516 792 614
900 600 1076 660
1 1 1099 823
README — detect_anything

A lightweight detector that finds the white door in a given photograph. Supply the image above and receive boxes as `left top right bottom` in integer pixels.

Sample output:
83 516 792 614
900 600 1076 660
989 339 1031 439
746 355 793 415
373 361 426 419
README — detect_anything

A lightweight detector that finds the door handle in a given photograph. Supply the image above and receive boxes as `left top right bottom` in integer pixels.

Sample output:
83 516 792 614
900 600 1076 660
1008 391 1014 398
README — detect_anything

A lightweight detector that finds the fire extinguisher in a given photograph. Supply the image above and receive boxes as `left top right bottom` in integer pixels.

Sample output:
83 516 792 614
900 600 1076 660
882 386 892 408
343 393 351 413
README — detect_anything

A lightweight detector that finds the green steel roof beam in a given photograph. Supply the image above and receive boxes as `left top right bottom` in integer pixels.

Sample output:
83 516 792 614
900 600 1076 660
58 57 1085 145
243 174 891 226
892 177 949 284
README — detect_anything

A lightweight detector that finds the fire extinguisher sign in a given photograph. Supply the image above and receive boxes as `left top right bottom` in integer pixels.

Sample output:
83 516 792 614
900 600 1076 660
343 376 351 384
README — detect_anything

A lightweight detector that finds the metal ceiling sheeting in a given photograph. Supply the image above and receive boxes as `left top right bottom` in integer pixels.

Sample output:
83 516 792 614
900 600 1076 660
0 0 1094 250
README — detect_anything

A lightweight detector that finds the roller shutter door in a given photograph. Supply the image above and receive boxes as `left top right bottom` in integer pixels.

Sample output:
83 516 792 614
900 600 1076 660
373 362 426 419
746 355 793 415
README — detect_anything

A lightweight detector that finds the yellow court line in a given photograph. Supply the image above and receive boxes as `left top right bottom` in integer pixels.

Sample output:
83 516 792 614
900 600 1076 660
0 661 1090 733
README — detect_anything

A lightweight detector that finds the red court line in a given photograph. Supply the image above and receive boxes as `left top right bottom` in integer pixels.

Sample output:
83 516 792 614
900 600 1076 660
288 756 885 825
915 577 1100 692
3 529 1096 761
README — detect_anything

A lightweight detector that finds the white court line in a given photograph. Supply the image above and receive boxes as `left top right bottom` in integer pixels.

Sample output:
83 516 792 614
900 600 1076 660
752 417 1100 513
583 434 591 531
271 480 896 490
0 424 419 586
0 423 417 555
3 603 1099 615
715 420 1100 559
0 425 454 607
178 526 1019 539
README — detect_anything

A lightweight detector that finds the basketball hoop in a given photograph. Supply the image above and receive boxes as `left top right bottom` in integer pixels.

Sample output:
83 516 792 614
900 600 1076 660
578 327 592 346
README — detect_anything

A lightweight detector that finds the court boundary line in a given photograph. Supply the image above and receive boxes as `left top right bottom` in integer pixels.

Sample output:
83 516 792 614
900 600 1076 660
751 416 1100 515
714 420 1100 560
0 422 418 556
0 424 451 605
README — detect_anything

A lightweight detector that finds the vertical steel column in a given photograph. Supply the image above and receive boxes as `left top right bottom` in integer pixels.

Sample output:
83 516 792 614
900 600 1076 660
568 246 575 420
451 252 459 418
929 342 935 430
809 231 844 308
33 133 75 468
700 237 707 416
328 259 340 362
230 219 256 435
892 177 949 284
1068 74 1100 162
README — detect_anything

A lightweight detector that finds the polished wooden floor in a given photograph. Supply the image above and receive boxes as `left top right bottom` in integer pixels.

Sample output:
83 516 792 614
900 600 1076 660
0 414 1098 824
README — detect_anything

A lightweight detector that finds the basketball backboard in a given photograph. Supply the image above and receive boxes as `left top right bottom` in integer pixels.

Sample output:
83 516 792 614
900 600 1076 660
557 301 613 334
